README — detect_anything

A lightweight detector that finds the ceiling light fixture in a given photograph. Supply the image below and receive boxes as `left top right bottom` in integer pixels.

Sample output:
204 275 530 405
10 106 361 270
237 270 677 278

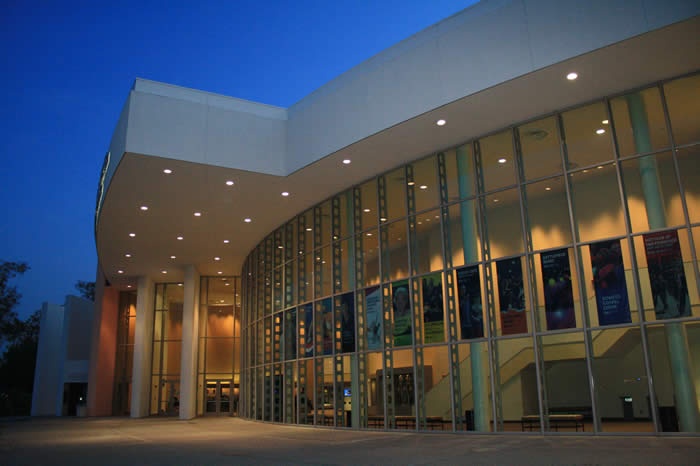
194 212 202 217
163 169 172 174
117 270 124 274
498 158 507 164
129 233 136 237
419 185 427 190
363 208 371 213
140 206 148 211
223 239 230 244
217 271 223 275
596 128 605 135
125 253 131 258
281 191 289 197
177 236 184 240
342 159 351 164
161 270 167 274
305 227 312 232
566 72 578 81
226 180 234 186
214 257 221 261
170 255 176 259
436 119 446 126
602 119 609 125
244 218 252 223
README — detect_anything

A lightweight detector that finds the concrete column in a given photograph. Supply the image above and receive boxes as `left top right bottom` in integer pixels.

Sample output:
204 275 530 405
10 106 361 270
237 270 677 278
180 265 201 420
627 93 699 431
31 303 64 416
86 268 119 417
131 275 155 417
457 146 489 431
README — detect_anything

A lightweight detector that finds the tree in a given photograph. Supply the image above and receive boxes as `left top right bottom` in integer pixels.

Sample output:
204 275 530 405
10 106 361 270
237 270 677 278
0 261 29 344
75 280 95 301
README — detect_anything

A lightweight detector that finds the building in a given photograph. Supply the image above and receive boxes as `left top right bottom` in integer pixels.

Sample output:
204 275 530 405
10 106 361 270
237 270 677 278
32 296 93 416
90 0 700 433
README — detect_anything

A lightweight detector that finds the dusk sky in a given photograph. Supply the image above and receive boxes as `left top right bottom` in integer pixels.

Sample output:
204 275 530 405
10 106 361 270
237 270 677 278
1 1 479 320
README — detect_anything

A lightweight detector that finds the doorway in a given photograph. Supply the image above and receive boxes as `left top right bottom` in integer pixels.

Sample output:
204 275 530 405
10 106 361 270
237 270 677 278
205 380 234 416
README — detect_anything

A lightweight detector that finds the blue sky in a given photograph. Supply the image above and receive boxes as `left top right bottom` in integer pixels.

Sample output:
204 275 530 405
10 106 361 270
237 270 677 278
0 0 478 320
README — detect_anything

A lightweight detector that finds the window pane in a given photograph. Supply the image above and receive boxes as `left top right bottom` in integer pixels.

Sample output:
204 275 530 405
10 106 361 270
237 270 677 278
382 219 409 281
676 146 700 224
569 164 625 243
411 154 440 212
495 336 536 431
318 200 331 248
480 130 516 192
621 152 683 233
205 338 233 373
541 332 591 432
484 189 523 259
362 228 380 287
448 199 482 268
611 87 669 157
413 209 443 275
207 305 234 337
525 177 572 251
663 74 700 146
519 116 562 180
562 101 615 169
445 144 476 201
384 168 407 222
533 248 581 331
360 179 378 231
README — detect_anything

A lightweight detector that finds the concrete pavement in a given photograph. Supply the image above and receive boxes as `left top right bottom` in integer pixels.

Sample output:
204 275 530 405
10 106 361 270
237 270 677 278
1 416 698 465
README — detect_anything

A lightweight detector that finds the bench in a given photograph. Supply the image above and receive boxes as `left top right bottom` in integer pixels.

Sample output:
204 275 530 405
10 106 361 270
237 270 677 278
521 414 585 432
368 415 445 430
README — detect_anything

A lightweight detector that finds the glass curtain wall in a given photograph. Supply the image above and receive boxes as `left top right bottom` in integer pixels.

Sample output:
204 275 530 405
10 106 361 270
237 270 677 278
242 73 700 434
150 283 183 415
112 290 136 415
197 276 242 416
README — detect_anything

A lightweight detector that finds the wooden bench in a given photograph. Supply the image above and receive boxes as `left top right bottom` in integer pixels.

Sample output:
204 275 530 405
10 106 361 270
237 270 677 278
521 414 584 432
367 415 444 430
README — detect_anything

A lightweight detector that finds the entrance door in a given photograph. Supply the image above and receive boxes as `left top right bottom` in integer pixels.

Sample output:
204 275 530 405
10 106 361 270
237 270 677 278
205 380 232 415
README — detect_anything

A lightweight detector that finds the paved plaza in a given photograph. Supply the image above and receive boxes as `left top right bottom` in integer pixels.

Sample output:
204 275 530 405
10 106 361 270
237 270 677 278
1 416 698 465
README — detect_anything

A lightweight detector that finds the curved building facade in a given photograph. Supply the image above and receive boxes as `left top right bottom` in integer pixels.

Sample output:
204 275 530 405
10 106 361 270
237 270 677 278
90 0 700 434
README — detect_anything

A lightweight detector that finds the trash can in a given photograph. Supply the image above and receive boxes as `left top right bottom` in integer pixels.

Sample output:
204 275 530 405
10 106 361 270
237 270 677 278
464 410 475 431
658 406 678 432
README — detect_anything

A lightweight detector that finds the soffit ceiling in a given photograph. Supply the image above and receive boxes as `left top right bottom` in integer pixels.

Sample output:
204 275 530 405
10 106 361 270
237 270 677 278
96 16 700 289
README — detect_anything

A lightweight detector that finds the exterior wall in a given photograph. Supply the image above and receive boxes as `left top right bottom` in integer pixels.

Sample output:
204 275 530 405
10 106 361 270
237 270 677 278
31 303 64 416
87 273 119 417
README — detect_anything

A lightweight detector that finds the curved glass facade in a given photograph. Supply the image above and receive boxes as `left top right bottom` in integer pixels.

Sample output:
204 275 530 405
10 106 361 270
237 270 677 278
241 74 700 433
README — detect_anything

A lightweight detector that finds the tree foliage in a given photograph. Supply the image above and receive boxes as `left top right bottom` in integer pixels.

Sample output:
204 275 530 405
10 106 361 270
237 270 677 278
75 280 95 301
0 261 29 344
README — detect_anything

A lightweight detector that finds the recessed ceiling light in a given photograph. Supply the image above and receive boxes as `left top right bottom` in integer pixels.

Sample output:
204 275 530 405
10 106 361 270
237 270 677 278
170 255 176 259
140 206 148 211
127 285 132 289
281 191 289 197
545 187 551 191
597 165 603 169
129 233 136 237
436 119 447 126
342 159 351 164
214 257 221 261
178 283 183 286
380 217 387 222
366 233 373 236
223 239 230 244
277 245 283 249
177 236 184 240
602 119 609 125
305 227 312 231
493 199 500 203
224 283 230 286
407 181 415 186
194 212 202 217
125 253 131 258
583 169 588 173
217 271 223 274
117 270 124 274
244 218 252 223
566 72 578 81
163 169 172 174
498 158 507 164
596 128 605 135
419 185 427 190
161 270 167 274
226 180 234 186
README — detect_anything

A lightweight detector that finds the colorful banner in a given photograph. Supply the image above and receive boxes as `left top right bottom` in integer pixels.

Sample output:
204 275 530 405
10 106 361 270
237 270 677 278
590 239 631 325
302 303 314 357
284 308 297 361
365 286 382 350
540 248 576 330
456 265 484 339
339 292 355 353
392 280 412 347
422 273 444 343
320 298 333 355
643 230 691 319
496 258 528 335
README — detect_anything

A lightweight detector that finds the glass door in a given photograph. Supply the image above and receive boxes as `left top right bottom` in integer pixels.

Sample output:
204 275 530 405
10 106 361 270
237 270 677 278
205 379 233 415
